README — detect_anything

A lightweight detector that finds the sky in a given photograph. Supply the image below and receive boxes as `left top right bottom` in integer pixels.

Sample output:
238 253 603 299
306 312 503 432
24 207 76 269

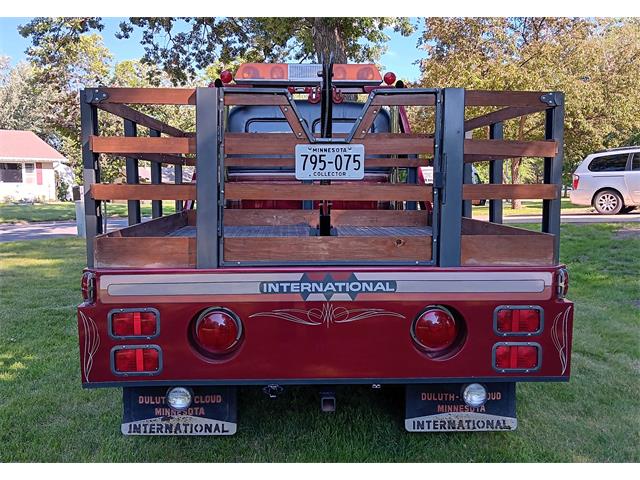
0 17 424 82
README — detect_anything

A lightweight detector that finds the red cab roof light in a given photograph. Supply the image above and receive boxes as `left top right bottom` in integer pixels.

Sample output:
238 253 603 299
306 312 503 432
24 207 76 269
383 71 397 85
220 70 233 84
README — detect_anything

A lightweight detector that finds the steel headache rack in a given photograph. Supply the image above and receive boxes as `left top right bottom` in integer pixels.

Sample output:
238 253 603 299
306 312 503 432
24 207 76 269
80 62 564 270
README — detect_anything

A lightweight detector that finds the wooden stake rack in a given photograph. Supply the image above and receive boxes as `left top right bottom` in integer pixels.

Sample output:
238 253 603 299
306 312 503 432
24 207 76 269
81 85 563 269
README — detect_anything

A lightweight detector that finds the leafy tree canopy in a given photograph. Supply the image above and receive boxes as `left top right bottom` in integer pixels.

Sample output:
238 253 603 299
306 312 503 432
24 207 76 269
415 17 640 193
20 17 415 84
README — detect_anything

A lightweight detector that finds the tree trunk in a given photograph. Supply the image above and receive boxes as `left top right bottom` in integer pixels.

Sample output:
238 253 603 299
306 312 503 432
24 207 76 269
311 18 348 63
510 116 526 209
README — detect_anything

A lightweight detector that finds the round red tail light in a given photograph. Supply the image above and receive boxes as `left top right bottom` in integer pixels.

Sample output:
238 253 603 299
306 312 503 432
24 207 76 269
193 308 242 356
412 306 458 352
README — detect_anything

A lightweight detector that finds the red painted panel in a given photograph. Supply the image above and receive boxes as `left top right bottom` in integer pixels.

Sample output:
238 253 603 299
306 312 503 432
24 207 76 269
78 266 573 387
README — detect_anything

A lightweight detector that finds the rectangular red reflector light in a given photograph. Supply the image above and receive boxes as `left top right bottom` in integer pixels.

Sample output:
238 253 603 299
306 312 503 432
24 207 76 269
494 344 539 370
114 348 160 373
496 308 541 334
111 310 157 337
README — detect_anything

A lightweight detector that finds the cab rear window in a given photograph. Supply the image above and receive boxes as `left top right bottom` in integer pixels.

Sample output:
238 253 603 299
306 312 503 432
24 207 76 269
588 154 629 172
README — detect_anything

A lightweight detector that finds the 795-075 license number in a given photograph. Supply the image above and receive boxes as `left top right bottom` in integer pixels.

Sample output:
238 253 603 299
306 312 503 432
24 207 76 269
295 144 365 180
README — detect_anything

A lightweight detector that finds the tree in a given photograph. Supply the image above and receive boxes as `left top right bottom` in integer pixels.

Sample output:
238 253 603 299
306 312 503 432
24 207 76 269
415 18 640 207
0 57 51 140
20 17 414 84
15 17 414 182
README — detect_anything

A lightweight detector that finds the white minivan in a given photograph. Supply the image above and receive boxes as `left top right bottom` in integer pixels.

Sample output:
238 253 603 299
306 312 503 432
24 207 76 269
570 147 640 214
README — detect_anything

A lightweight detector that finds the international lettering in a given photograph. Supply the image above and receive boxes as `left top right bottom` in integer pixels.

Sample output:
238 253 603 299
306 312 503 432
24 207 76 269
126 421 231 435
260 273 397 300
411 418 513 431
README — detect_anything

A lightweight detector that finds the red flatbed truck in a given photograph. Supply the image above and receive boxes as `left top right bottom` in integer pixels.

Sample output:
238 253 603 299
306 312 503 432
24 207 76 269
77 61 573 435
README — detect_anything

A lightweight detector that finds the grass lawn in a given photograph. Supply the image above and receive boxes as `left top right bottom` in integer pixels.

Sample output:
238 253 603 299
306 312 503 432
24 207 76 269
472 198 592 217
0 224 638 462
0 201 177 224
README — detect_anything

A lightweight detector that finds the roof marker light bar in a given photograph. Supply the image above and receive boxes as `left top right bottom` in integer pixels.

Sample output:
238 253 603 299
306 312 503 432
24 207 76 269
235 63 382 87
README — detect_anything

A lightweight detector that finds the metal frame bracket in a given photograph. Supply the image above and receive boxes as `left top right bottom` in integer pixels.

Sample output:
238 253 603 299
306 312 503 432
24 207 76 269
539 92 562 107
85 88 109 104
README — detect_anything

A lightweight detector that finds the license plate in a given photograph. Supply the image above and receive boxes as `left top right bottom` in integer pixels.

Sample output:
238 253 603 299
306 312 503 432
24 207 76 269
121 386 237 435
295 144 365 180
405 383 517 432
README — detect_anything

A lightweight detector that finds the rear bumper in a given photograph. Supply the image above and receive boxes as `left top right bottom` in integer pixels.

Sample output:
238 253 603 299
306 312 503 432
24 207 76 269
569 189 592 206
78 266 573 387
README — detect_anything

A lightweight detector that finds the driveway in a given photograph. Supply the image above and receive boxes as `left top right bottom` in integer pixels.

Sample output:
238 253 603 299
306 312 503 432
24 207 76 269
474 212 640 224
0 218 134 242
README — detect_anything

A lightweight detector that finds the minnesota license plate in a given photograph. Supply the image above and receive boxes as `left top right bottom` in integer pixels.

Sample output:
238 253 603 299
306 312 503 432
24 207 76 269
295 144 365 180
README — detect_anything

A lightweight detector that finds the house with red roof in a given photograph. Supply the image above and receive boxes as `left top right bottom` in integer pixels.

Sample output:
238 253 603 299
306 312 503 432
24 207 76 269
0 130 71 201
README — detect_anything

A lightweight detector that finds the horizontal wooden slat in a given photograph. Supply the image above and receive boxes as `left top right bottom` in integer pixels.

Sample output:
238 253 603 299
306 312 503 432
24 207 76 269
225 133 555 158
90 136 195 154
224 236 432 262
225 133 434 155
331 210 428 226
465 139 557 158
95 237 195 268
91 180 552 203
94 88 196 105
371 94 435 106
91 136 554 160
224 93 288 106
225 183 433 201
463 184 559 200
224 209 317 227
91 184 196 200
465 90 550 107
464 106 544 132
464 154 513 163
223 209 429 227
96 103 189 137
224 156 426 168
462 234 554 266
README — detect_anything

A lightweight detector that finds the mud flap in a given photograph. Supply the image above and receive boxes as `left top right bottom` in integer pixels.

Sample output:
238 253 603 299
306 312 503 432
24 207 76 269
405 383 517 432
121 386 237 436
